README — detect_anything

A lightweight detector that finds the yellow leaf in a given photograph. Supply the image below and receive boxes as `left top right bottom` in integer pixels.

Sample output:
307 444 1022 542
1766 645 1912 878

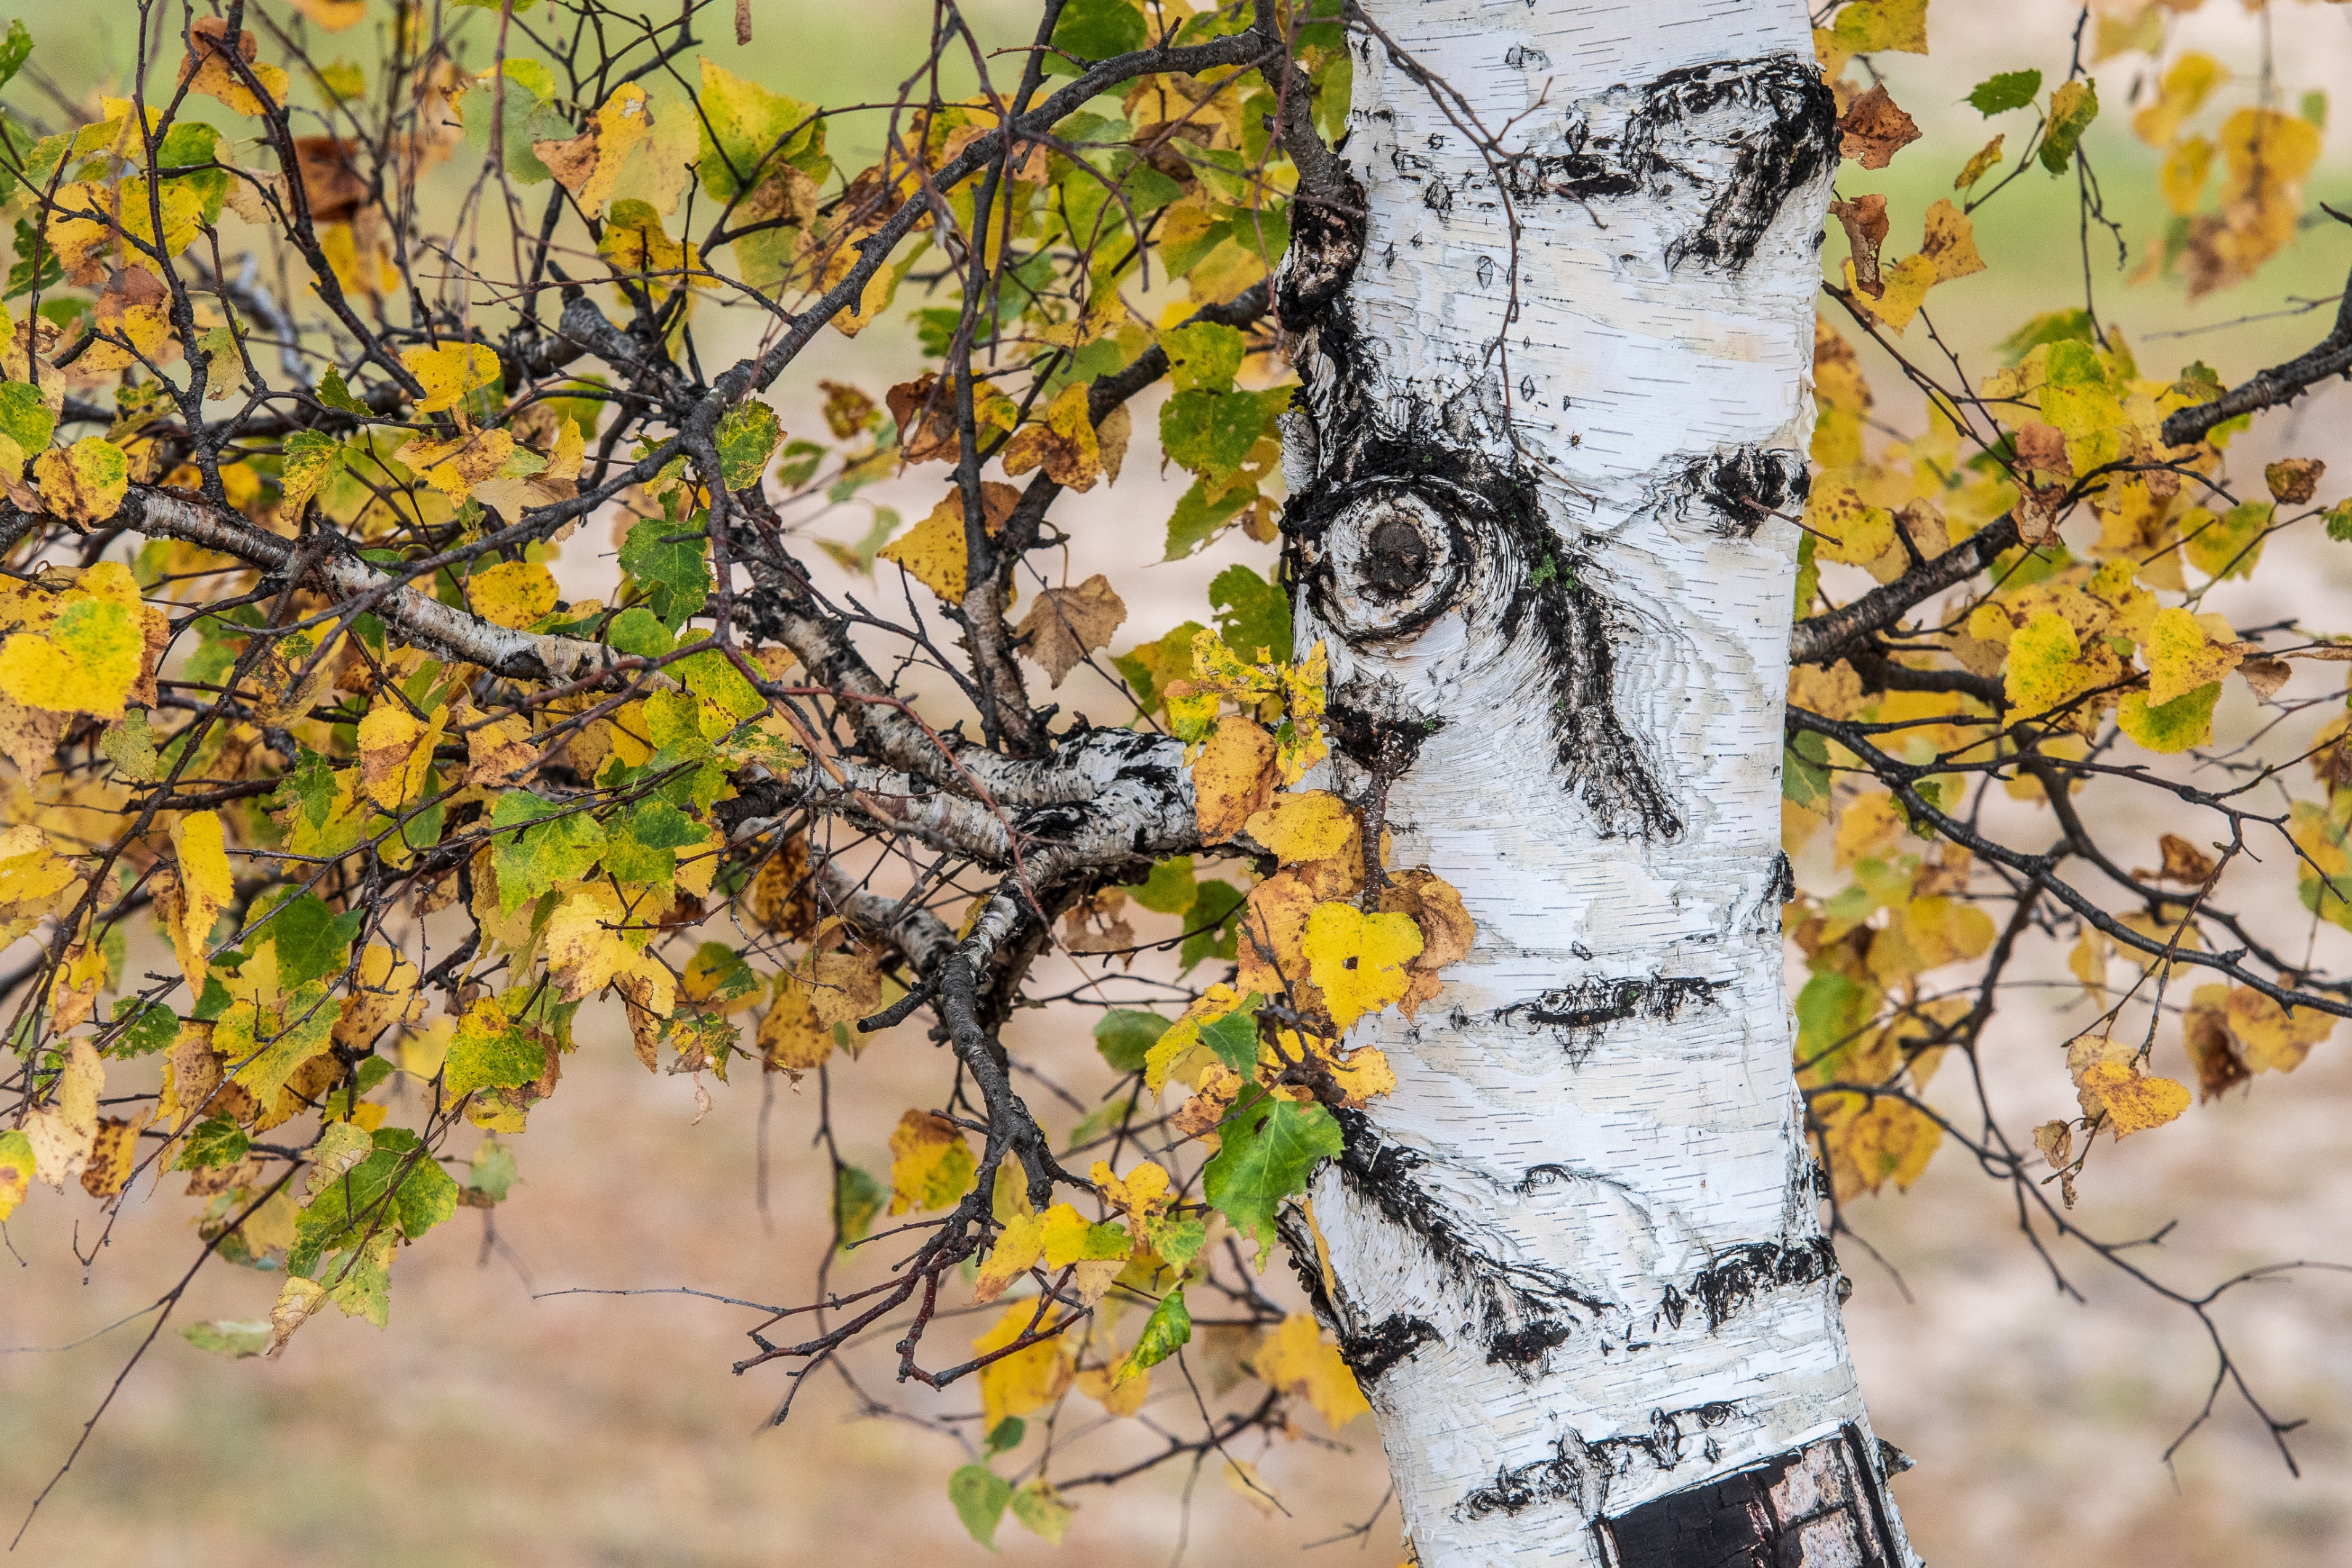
756 972 830 1071
2223 987 2334 1075
1815 1089 1940 1201
1234 870 1316 1000
396 426 518 499
1804 478 1895 565
467 561 559 629
1902 897 1995 969
79 1112 149 1199
0 1129 33 1221
1917 199 1985 283
973 1210 1048 1303
1834 793 1906 870
80 267 180 377
2004 611 2086 716
1074 1364 1151 1416
1222 1458 1281 1516
32 437 129 526
1302 903 1424 1029
0 595 143 720
1241 791 1355 865
874 484 1016 600
290 0 367 28
166 812 234 987
1000 383 1103 491
2144 605 2242 707
401 342 502 416
971 1302 1071 1430
2118 683 2220 754
335 943 424 1053
1090 1158 1173 1226
356 698 446 810
802 950 880 1028
2133 53 2226 148
2160 136 2214 215
1954 133 2004 191
888 1108 975 1214
2075 1058 2190 1138
2068 926 2112 996
23 1039 102 1189
1189 716 1277 843
1251 1312 1369 1427
534 83 656 218
180 18 290 117
544 886 672 1008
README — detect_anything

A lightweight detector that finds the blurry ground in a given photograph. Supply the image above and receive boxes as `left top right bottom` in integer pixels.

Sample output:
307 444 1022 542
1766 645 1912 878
11 2 2352 1565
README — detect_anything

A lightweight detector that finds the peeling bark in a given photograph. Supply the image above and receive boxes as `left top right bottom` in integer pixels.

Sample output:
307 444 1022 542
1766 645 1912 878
1270 4 1913 1561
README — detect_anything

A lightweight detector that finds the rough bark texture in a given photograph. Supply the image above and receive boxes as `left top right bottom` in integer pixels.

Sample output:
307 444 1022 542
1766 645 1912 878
1275 4 1914 1562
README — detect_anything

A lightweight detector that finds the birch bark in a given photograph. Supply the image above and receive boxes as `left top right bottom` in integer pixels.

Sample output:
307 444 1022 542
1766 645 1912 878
1272 4 1916 1562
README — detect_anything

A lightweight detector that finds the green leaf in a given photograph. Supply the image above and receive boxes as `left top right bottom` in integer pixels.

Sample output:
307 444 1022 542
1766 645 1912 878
107 997 179 1058
1202 1097 1343 1259
601 799 710 884
833 1163 883 1247
174 1117 250 1171
265 894 364 990
467 1140 517 1203
489 791 606 913
1159 322 1246 393
604 605 675 658
983 1416 1026 1456
0 380 54 455
444 1000 546 1101
181 1319 272 1358
715 400 783 490
1208 563 1292 663
1177 878 1244 972
618 518 712 631
1967 69 2042 116
2327 499 2352 543
2118 682 2221 754
2040 78 2099 174
1782 730 1832 811
1092 1009 1169 1073
698 60 828 203
1124 855 1197 915
1164 476 1256 560
1161 388 1271 485
674 648 767 721
317 364 367 415
1050 0 1148 62
1117 1287 1192 1380
0 20 30 92
947 1464 1013 1551
1198 1009 1259 1075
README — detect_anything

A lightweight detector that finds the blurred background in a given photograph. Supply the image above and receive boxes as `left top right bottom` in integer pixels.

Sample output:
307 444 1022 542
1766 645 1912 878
7 2 2352 1564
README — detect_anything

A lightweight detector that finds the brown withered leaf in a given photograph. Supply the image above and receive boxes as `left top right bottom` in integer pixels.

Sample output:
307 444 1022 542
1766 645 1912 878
1839 84 1922 171
2136 833 2219 886
293 137 370 224
2014 481 2067 547
1828 194 1890 298
2012 422 2070 479
1061 889 1136 955
886 373 958 463
1016 574 1127 687
2265 457 2324 506
2181 986 2249 1101
2238 656 2291 702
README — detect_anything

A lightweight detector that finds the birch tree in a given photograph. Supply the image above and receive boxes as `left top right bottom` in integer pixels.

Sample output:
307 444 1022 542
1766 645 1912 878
6 1 2352 1562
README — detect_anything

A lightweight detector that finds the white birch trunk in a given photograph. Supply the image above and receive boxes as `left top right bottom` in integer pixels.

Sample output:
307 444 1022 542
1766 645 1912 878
1273 4 1916 1563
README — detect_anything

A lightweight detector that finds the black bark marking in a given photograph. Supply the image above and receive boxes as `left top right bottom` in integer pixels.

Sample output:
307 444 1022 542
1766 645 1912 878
1494 973 1726 1058
1592 1424 1901 1568
1333 1108 1610 1370
1502 55 1837 274
1657 1238 1841 1334
1282 331 1684 839
1459 1402 1741 1522
1342 1313 1442 1382
1673 446 1810 539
